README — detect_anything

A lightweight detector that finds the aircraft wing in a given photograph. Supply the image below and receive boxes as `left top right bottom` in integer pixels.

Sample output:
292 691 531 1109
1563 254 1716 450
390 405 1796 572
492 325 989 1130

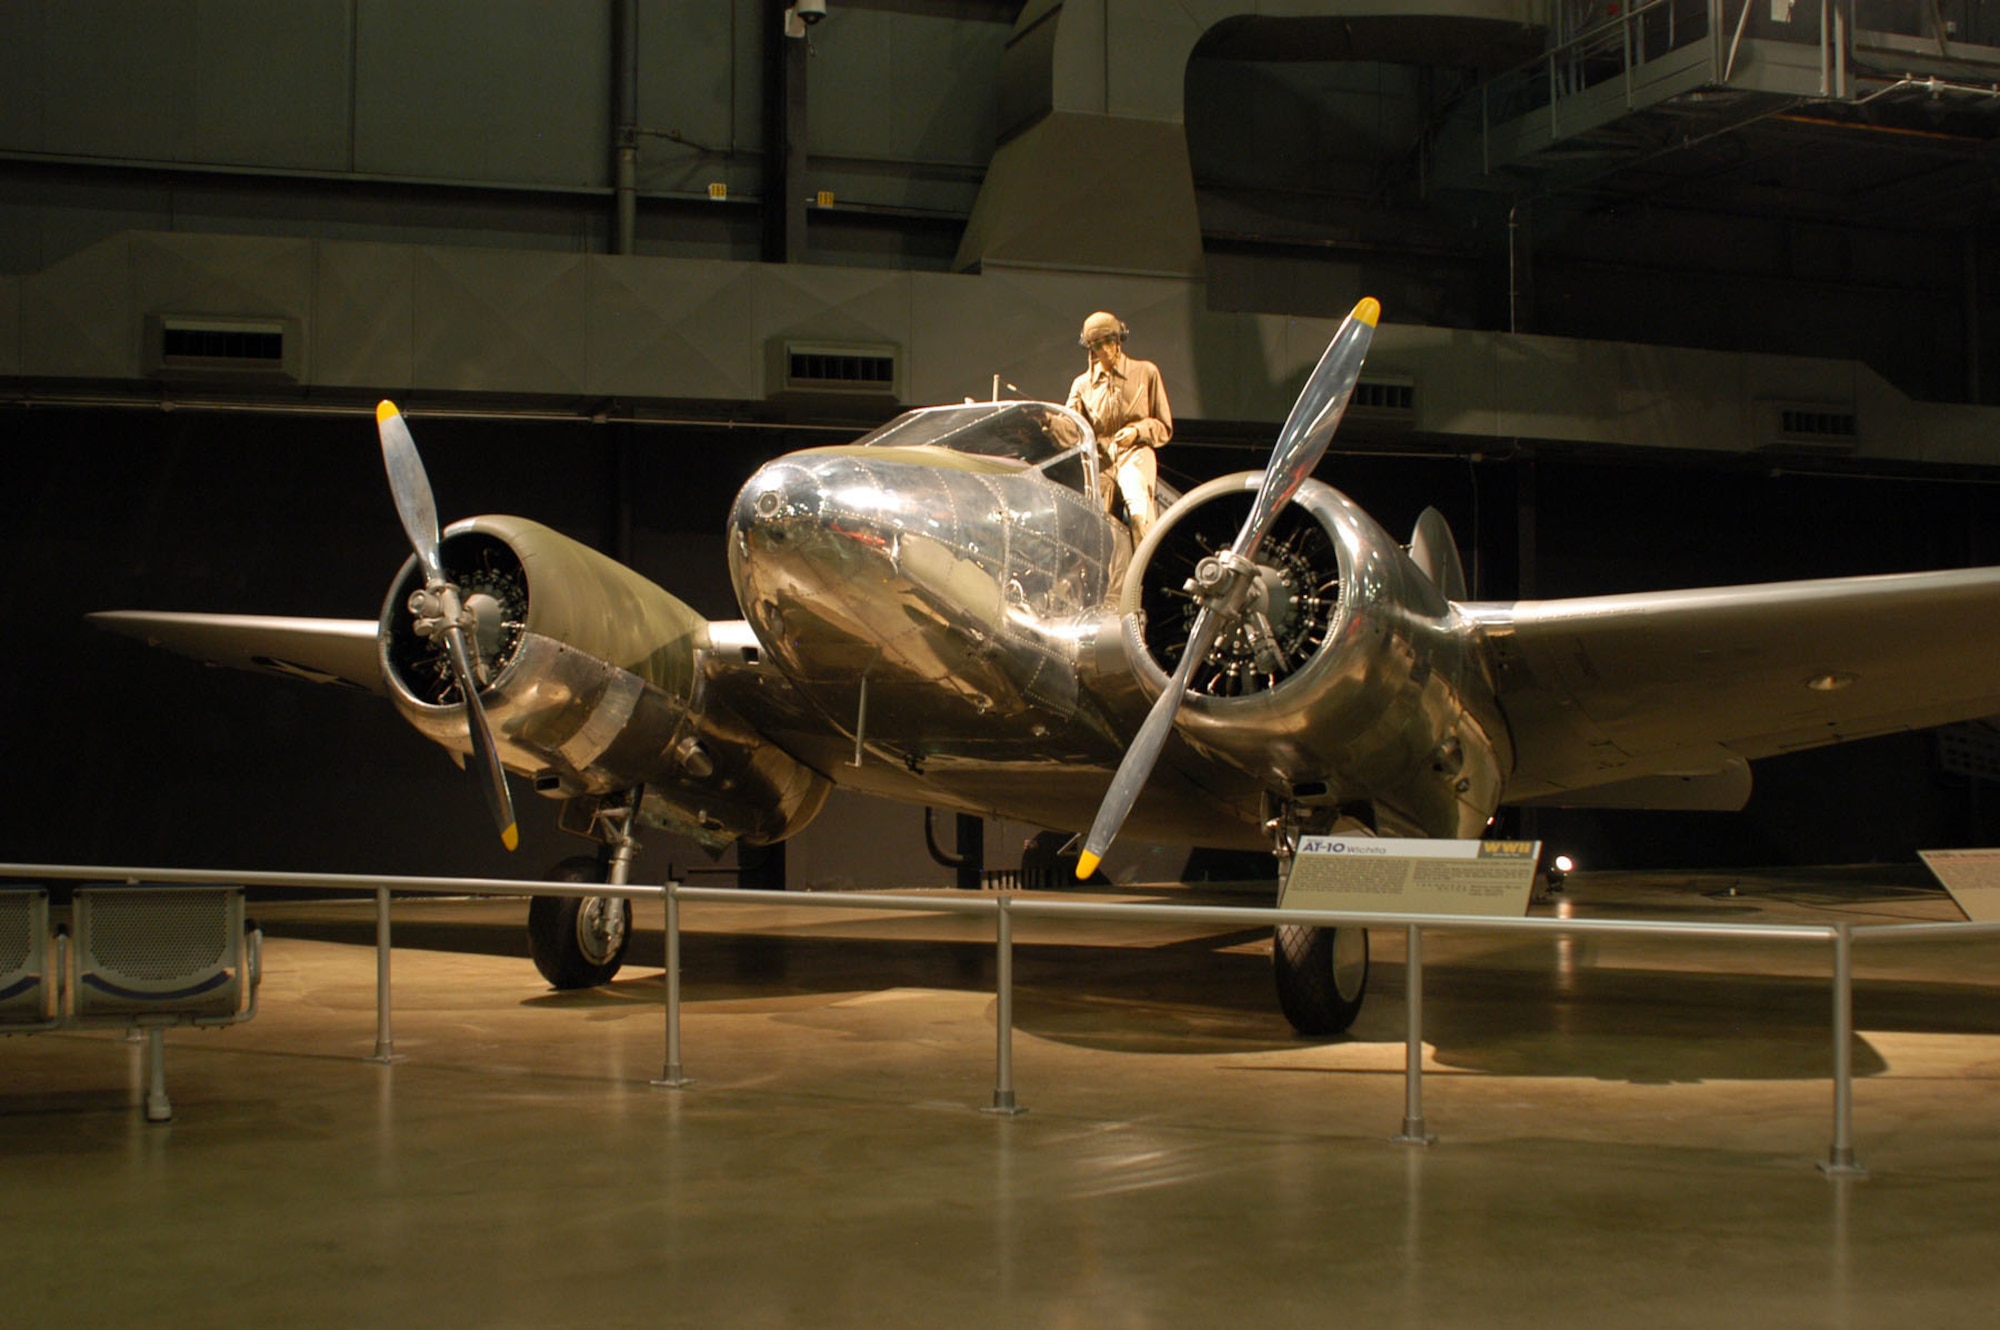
1468 566 2000 808
89 611 386 695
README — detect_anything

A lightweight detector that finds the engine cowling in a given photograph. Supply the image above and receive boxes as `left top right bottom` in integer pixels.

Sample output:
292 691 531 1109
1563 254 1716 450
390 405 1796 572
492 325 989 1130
380 514 829 847
1116 474 1505 838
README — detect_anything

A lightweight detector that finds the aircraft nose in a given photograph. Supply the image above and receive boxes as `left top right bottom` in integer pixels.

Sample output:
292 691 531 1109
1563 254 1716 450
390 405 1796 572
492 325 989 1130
732 452 909 560
734 459 824 547
729 452 915 673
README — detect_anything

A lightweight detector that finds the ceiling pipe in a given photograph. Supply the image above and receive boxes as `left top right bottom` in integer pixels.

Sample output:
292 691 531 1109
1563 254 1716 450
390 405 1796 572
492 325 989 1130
613 0 639 255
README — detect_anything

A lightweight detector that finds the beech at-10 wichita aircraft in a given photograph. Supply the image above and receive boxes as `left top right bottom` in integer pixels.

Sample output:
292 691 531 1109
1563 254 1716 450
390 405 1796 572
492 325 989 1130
94 298 2000 1034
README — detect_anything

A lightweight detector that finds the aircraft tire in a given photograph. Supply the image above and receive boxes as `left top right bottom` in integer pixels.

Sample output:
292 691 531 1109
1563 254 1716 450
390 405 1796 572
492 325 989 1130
527 857 632 989
1273 923 1369 1036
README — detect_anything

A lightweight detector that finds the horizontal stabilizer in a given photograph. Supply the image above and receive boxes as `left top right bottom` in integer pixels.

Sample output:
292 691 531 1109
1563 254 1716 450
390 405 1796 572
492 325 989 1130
1409 507 1468 601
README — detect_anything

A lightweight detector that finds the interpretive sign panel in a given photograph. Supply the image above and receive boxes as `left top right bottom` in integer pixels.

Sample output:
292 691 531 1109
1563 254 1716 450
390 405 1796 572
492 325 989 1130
1279 837 1541 917
1917 848 2000 921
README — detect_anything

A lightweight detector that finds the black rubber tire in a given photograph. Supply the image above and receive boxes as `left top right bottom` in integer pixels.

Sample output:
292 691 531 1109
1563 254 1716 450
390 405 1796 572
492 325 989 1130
527 856 631 989
1273 923 1370 1036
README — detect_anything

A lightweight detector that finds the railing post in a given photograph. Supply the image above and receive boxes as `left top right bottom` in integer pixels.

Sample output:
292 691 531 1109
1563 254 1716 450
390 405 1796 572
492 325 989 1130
370 885 396 1063
652 881 691 1089
143 1028 172 1122
983 895 1025 1116
1393 924 1436 1145
1820 921 1866 1177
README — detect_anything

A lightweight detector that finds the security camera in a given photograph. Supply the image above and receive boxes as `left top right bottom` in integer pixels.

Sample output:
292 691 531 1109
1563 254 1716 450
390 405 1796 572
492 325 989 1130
782 0 824 37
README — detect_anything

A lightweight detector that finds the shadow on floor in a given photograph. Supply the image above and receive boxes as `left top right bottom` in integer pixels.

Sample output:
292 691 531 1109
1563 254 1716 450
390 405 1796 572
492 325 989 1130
263 905 2000 1082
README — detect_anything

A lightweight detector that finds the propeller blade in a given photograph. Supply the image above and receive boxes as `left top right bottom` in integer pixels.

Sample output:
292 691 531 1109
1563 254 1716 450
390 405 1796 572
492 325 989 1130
375 400 519 852
1076 297 1380 878
1076 604 1226 880
377 401 444 587
1228 296 1378 566
444 623 520 853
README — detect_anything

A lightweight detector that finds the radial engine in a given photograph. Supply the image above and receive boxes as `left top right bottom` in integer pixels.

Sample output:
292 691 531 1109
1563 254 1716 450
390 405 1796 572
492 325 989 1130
1112 474 1508 839
379 514 830 847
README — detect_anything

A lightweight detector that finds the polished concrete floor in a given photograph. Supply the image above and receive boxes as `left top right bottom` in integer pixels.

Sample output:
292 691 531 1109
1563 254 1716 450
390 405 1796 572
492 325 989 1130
6 867 2000 1327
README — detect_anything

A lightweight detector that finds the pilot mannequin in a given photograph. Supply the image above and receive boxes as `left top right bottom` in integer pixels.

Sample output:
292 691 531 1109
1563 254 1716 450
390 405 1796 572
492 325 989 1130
1064 311 1173 539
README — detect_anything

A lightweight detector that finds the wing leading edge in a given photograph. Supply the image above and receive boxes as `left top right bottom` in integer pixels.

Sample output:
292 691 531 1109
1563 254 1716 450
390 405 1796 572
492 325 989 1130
1469 565 2000 808
89 611 385 695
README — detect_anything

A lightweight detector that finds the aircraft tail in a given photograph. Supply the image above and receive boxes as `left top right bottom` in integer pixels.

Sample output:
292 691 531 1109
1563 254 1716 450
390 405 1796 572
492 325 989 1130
1409 507 1468 601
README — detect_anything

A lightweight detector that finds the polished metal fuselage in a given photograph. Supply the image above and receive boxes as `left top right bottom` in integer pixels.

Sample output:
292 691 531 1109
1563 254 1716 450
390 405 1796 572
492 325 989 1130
730 444 1118 730
725 435 1509 847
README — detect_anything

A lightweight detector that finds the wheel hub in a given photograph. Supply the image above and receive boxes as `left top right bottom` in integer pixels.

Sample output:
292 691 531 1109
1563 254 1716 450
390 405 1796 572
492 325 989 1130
575 896 628 965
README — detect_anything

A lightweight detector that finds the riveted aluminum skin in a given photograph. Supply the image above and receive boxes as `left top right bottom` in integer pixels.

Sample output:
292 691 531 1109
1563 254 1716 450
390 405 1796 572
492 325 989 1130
728 436 1127 761
381 514 829 847
1115 474 1511 840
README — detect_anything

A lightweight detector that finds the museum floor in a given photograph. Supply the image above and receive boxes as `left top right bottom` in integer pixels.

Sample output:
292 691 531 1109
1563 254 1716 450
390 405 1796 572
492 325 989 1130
5 866 2000 1328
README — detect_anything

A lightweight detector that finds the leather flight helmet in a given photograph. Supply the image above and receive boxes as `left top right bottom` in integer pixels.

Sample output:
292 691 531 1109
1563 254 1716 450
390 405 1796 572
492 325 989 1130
1079 311 1129 348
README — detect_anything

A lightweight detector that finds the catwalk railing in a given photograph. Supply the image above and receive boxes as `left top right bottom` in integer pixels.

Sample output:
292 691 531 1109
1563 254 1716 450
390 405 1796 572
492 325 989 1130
7 862 1997 1176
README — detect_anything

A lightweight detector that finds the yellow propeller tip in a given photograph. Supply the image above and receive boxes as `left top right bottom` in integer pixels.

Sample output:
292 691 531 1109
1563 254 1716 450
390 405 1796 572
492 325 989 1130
376 400 401 424
1353 297 1381 328
502 824 520 853
1075 851 1100 881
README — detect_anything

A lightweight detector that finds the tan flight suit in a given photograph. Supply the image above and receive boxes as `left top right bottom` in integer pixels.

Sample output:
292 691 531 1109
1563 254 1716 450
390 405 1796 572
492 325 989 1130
1065 353 1173 538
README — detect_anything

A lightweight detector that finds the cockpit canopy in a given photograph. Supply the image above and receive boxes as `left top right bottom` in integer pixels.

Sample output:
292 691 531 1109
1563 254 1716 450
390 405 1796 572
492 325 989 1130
855 401 1097 494
857 400 1090 463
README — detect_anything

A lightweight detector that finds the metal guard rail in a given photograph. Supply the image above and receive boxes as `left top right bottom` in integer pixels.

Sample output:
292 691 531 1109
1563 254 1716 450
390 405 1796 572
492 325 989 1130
10 863 2000 1176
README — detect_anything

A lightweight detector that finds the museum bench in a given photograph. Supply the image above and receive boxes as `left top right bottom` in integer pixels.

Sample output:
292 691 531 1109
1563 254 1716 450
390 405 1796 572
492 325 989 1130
1 885 263 1121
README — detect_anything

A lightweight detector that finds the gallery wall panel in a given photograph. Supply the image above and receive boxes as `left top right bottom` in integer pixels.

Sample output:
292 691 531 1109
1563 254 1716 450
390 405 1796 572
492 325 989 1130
413 247 590 395
313 241 418 390
353 0 611 189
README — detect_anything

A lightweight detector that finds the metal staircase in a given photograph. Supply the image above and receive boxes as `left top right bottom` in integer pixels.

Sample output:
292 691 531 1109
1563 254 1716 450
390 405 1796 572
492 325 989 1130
1429 0 2000 198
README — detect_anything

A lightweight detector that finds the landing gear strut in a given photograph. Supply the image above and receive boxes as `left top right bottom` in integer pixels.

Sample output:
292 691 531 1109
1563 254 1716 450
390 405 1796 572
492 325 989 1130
527 790 640 989
1268 804 1371 1036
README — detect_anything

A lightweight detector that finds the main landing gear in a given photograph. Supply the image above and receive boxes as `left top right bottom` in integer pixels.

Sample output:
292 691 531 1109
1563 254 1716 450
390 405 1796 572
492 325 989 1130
527 790 640 989
1268 807 1371 1036
1273 921 1370 1035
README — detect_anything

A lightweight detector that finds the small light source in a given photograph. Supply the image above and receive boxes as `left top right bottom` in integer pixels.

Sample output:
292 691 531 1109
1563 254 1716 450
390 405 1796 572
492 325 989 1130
815 190 835 208
1807 672 1858 692
1553 855 1575 874
708 182 727 200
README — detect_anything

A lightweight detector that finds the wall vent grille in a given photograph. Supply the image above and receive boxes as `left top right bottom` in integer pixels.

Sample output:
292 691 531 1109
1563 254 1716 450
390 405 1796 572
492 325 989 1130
162 326 284 361
1781 409 1858 440
146 316 298 381
770 340 900 397
1352 380 1415 412
1758 400 1860 453
790 351 894 386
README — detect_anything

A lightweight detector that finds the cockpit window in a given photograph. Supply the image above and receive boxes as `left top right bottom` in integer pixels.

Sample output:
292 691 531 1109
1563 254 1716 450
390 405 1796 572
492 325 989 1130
856 401 1091 468
1031 447 1091 495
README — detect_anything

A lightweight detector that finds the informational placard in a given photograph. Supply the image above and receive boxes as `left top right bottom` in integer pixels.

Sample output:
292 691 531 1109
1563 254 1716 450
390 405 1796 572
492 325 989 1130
1278 837 1541 918
1917 848 2000 921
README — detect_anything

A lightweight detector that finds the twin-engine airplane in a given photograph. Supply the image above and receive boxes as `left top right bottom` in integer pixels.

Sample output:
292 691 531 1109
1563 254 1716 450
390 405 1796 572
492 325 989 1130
94 298 2000 1035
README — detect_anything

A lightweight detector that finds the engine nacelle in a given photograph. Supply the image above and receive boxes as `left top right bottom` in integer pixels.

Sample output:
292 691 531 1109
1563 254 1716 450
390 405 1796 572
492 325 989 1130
381 514 829 847
1115 474 1506 838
